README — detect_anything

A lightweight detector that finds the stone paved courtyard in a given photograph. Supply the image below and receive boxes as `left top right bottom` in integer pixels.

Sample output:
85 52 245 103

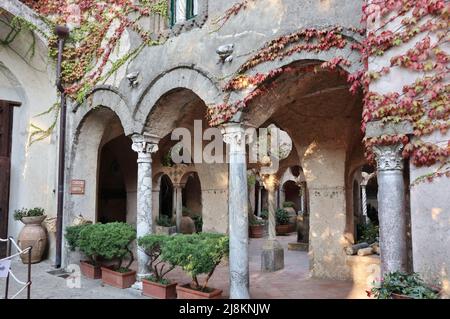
1 234 368 299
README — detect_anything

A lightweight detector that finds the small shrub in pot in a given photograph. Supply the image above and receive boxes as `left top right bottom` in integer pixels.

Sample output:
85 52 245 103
138 234 177 299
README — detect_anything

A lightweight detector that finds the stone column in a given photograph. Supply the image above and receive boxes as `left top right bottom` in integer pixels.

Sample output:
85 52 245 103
261 174 284 272
131 133 160 282
360 184 368 224
257 185 262 216
373 144 408 275
173 183 184 232
221 123 250 299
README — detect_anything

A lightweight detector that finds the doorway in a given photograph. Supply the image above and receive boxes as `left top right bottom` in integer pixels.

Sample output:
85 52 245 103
0 100 20 257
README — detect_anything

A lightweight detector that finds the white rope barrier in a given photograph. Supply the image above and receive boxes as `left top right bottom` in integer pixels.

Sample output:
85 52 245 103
0 247 31 262
1 237 32 299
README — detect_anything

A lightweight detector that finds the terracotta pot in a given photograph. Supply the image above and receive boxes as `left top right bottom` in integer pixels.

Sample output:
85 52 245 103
276 224 291 235
176 284 222 299
142 279 177 299
80 261 102 279
101 267 136 289
249 224 265 238
18 215 47 264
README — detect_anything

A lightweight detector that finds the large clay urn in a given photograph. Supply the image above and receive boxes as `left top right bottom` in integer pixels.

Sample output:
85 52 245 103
18 215 48 264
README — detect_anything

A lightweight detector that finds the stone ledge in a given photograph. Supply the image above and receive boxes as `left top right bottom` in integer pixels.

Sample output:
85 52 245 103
288 242 309 251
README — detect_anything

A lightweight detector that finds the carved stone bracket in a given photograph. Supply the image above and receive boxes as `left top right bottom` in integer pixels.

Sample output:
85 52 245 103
373 144 404 171
131 133 160 162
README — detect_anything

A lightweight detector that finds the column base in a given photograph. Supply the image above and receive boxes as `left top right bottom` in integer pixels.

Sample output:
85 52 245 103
261 239 284 272
131 273 150 290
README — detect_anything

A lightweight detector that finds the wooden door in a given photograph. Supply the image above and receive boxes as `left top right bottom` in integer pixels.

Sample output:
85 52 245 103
0 101 16 257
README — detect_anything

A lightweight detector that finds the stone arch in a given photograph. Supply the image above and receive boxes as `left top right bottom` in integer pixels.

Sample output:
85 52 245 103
0 0 51 45
65 105 137 231
72 86 137 136
134 66 223 133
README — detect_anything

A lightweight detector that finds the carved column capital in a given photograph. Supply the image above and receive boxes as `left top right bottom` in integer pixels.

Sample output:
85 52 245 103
373 144 404 171
131 133 160 163
221 123 246 149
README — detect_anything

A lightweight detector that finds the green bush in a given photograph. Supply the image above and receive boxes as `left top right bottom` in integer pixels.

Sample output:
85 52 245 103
65 224 90 251
78 222 136 270
14 207 45 221
282 201 295 208
357 223 379 244
260 209 268 219
371 272 439 299
276 208 290 225
156 215 174 227
249 218 265 226
161 233 229 291
138 234 175 284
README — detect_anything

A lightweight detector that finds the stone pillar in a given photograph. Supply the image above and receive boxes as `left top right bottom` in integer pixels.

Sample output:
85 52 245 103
131 133 160 282
221 123 250 299
257 185 262 216
360 184 368 224
373 144 408 275
173 184 184 232
261 174 284 272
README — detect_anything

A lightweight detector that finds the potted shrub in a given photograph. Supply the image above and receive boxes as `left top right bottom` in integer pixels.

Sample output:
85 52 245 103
249 219 265 238
66 224 102 279
79 222 137 288
370 271 440 299
138 234 177 299
155 215 176 235
162 233 229 299
260 209 268 220
14 207 47 264
275 208 291 235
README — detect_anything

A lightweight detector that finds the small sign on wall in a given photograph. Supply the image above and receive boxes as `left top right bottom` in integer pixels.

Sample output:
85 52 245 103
70 180 85 195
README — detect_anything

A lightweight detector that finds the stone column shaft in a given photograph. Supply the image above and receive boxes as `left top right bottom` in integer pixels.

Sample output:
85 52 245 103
257 186 262 216
373 144 408 275
174 185 183 232
261 174 284 272
361 185 368 224
222 123 250 299
267 183 277 240
131 134 159 279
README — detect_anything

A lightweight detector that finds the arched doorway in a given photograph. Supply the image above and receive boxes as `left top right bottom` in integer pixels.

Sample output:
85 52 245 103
159 174 174 219
241 60 364 279
68 107 137 226
182 172 202 232
283 180 301 212
97 135 131 223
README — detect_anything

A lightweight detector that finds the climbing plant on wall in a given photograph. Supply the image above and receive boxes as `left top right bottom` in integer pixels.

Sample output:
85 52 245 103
1 1 168 143
209 0 449 185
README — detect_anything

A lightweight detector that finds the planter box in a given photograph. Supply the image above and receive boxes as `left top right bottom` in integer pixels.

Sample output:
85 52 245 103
101 267 136 289
80 261 102 279
155 225 177 235
276 224 291 235
142 279 177 299
249 224 265 238
176 284 222 299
